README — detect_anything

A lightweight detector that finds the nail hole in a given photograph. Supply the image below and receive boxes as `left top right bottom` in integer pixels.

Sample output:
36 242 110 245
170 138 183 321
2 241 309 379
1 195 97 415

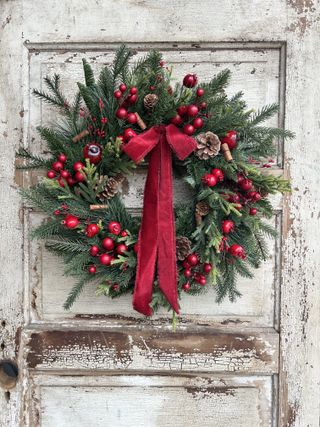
4 391 10 402
1 321 6 328
0 342 5 351
0 360 19 390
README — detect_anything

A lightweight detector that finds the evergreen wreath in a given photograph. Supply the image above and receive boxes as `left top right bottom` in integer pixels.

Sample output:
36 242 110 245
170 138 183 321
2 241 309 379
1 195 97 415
18 46 293 317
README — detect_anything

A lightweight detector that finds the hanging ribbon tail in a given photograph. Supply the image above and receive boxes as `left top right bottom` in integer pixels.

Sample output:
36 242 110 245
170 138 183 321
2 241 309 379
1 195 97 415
122 125 196 316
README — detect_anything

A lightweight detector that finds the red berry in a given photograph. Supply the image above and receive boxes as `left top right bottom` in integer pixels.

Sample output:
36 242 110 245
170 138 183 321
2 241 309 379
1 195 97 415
202 173 217 187
123 128 137 141
200 102 207 110
54 209 60 216
196 87 204 97
182 282 190 292
222 220 234 234
187 253 199 266
101 117 108 124
102 237 115 251
111 283 119 291
187 104 199 117
127 113 137 124
58 177 65 187
52 161 64 172
149 85 155 91
203 263 212 274
85 223 100 238
120 230 128 237
237 174 245 184
62 214 79 229
182 259 190 269
67 177 77 186
193 117 204 129
199 275 206 286
130 87 138 95
253 192 262 202
75 170 86 182
249 208 257 215
240 179 253 191
73 162 84 171
108 221 121 235
170 114 183 126
99 253 112 266
114 90 122 99
119 83 127 93
116 108 128 120
116 243 128 255
184 268 192 278
183 124 195 136
177 105 187 116
57 153 67 163
229 244 246 259
47 170 56 179
88 265 97 274
60 170 69 179
128 94 138 104
221 130 238 150
90 245 99 256
159 60 165 67
211 168 224 182
183 74 198 88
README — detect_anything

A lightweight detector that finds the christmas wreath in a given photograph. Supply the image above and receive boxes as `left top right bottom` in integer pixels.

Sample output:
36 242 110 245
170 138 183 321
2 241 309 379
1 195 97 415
19 46 293 317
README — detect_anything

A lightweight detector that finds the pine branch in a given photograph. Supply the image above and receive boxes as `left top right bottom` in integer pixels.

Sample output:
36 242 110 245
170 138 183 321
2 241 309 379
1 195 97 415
82 59 95 86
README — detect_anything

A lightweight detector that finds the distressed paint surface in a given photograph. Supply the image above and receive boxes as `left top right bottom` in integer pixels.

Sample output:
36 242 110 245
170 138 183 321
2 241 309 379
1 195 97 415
0 1 319 426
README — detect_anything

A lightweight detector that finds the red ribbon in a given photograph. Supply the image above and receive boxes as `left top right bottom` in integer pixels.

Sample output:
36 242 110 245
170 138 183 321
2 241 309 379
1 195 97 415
123 124 196 316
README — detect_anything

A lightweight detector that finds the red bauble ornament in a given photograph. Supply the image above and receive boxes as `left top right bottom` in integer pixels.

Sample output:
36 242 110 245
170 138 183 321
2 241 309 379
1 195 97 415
187 253 199 266
62 214 79 229
240 179 253 191
73 162 84 171
119 83 127 93
211 168 224 182
196 88 204 97
177 105 187 116
183 124 195 136
183 74 198 88
52 161 64 172
47 170 56 179
170 114 183 126
83 143 102 164
184 268 192 278
229 244 246 259
182 282 190 292
123 128 137 141
116 243 128 255
222 219 235 234
130 87 138 95
102 237 115 251
114 90 122 99
116 108 128 120
75 170 86 182
221 130 238 150
120 230 128 237
88 265 97 274
193 117 204 129
203 263 212 274
249 208 257 216
187 104 199 117
85 223 100 238
99 253 112 266
202 173 217 187
60 170 69 179
128 94 138 104
89 245 99 256
108 221 121 235
57 153 67 163
127 113 137 124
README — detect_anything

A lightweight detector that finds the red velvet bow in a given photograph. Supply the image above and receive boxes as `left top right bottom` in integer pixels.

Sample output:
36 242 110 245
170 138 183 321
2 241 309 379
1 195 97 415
123 124 196 316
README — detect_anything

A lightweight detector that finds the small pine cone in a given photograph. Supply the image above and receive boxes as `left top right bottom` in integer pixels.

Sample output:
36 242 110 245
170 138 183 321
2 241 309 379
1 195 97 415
143 93 159 111
195 201 210 217
98 174 124 201
176 236 192 261
195 132 221 160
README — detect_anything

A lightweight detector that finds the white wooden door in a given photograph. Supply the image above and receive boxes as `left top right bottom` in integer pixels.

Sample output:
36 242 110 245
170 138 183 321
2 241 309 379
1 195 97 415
1 1 319 426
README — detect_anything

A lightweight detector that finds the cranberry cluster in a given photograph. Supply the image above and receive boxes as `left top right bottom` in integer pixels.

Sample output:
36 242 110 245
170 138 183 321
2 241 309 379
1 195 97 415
181 253 213 292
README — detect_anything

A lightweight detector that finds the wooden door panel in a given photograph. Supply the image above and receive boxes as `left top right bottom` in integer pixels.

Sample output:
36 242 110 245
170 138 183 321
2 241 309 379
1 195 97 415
28 375 274 427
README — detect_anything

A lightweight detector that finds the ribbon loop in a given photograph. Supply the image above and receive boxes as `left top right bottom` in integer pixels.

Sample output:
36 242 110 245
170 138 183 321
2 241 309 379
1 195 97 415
123 125 196 316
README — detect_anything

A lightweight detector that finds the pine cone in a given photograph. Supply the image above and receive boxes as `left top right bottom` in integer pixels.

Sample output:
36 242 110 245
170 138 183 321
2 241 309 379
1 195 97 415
176 236 192 261
195 132 221 160
195 201 210 217
143 93 159 111
98 174 124 201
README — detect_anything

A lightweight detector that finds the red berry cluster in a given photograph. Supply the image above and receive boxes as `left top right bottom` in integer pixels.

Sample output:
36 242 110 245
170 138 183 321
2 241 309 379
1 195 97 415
46 154 89 187
202 168 224 187
228 174 262 215
181 253 213 292
114 84 140 143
